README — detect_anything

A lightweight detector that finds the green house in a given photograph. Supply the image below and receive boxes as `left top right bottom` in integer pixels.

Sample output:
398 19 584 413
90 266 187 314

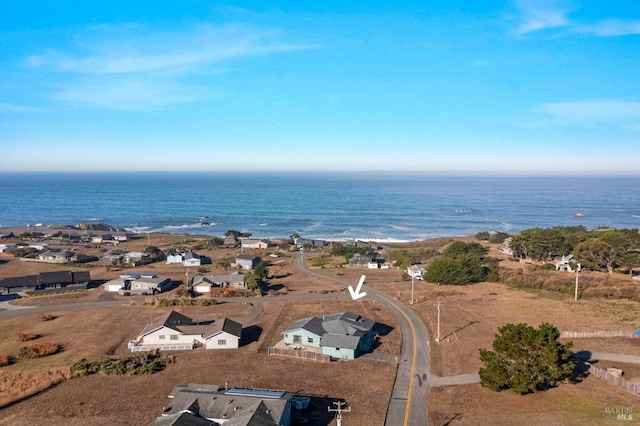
282 312 375 360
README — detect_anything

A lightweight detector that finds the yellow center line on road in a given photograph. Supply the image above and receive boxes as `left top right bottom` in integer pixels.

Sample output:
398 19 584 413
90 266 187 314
377 292 417 426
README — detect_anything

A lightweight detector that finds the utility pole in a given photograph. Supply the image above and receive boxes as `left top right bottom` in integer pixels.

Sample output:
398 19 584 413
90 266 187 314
328 401 351 426
410 272 415 305
574 263 582 302
435 301 443 343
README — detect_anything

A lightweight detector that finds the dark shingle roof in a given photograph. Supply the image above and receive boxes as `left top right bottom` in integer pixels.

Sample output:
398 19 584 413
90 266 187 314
39 271 73 285
0 275 39 289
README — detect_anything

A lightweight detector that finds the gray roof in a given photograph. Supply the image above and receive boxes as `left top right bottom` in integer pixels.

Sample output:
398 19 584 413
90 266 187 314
185 252 201 260
236 254 260 261
139 312 242 340
193 272 245 286
320 333 361 350
283 312 375 350
322 311 375 334
152 412 214 426
160 385 292 426
283 316 325 337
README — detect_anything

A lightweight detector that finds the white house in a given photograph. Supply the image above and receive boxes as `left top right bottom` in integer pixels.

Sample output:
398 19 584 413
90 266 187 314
407 264 427 280
0 244 18 253
113 233 129 242
128 311 242 352
192 271 246 294
167 252 202 267
183 252 201 267
204 318 243 349
166 253 183 264
234 254 261 270
92 234 116 244
103 272 170 295
28 243 49 251
241 239 273 249
124 251 144 264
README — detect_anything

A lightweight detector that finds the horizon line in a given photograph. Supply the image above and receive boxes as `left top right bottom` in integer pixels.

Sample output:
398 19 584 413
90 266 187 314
1 170 640 177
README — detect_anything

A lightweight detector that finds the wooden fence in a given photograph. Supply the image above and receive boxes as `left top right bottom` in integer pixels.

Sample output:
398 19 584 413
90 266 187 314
587 363 640 396
268 347 331 362
560 330 634 339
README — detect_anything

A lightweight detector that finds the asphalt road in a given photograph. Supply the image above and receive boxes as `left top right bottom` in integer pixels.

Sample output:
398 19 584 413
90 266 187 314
293 253 430 426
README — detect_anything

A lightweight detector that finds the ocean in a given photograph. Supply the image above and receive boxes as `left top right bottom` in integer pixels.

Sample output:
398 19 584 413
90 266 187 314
1 172 639 242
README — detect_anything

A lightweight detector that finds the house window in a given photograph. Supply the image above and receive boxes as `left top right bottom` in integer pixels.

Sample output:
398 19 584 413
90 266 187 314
218 339 227 346
159 335 165 340
170 335 179 341
308 337 314 344
293 335 302 344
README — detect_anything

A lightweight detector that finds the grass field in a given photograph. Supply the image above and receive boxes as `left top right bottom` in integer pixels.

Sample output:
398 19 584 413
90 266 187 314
2 236 640 425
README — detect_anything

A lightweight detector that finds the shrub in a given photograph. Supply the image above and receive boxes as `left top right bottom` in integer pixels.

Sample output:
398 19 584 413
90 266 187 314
71 351 166 376
18 341 59 359
0 353 10 367
38 313 56 322
17 331 39 342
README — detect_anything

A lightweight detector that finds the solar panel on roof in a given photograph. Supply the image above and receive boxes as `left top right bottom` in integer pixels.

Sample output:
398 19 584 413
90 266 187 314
225 388 286 399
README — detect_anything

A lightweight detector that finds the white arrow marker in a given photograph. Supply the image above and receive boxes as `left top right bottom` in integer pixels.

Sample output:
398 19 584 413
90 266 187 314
348 275 367 301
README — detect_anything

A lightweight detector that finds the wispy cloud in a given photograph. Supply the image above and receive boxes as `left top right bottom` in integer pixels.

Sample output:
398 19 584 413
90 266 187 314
511 0 573 35
52 77 204 111
27 24 317 110
510 1 640 38
539 100 640 129
574 19 640 37
29 25 316 75
0 103 45 113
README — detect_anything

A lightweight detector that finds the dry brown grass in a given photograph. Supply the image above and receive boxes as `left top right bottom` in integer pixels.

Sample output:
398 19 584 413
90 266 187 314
38 312 56 322
428 376 640 425
2 235 640 424
366 279 640 425
18 342 60 360
0 301 396 425
17 331 39 342
0 368 72 409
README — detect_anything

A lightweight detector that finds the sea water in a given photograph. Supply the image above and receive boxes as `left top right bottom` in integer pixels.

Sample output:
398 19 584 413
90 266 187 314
1 172 639 241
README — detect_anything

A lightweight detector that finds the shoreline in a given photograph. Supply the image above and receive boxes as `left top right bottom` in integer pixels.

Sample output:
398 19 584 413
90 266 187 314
0 223 474 244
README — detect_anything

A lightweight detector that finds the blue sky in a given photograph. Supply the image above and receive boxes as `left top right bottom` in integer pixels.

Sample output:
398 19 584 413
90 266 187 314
1 1 639 173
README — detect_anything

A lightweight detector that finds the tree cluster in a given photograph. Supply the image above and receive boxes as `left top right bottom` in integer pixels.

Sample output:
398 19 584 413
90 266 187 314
475 231 510 244
387 250 416 269
424 241 495 285
330 243 375 261
508 226 640 274
479 323 575 395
